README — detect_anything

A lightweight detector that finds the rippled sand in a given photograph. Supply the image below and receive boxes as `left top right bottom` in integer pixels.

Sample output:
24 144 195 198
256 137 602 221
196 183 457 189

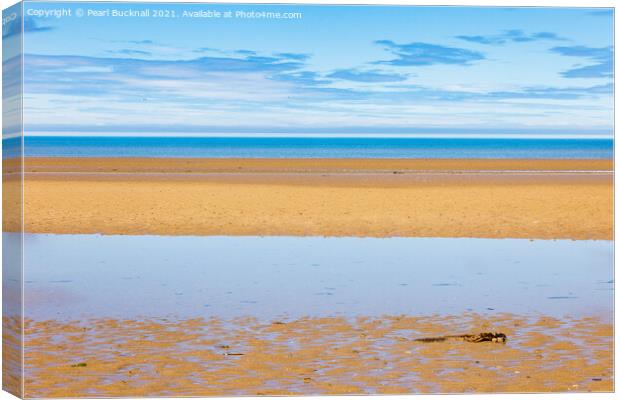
8 313 612 397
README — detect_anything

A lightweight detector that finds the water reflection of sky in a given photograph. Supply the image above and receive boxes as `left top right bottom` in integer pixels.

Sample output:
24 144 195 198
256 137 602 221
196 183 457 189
14 234 613 322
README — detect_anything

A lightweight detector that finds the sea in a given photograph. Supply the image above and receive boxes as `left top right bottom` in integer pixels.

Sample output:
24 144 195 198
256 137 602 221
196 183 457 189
2 135 614 159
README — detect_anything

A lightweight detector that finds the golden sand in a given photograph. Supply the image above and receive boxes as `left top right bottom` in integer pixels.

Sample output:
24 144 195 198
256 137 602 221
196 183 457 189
9 313 611 397
2 157 613 396
3 157 612 239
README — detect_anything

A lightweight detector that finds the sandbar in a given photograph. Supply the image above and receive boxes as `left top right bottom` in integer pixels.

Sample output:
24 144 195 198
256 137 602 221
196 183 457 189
3 157 612 239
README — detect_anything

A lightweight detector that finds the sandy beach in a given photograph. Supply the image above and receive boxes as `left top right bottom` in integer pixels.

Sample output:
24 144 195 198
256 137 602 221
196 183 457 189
5 157 612 239
10 313 612 397
4 156 613 396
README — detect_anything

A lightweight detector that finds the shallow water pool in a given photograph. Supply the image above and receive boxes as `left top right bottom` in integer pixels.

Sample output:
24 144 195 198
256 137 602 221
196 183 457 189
13 234 613 321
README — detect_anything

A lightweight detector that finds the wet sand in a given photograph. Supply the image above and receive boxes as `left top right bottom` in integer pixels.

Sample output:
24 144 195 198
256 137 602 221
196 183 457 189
14 156 614 174
4 157 613 239
10 313 612 397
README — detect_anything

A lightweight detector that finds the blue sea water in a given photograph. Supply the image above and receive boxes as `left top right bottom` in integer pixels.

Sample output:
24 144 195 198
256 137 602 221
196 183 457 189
3 135 614 159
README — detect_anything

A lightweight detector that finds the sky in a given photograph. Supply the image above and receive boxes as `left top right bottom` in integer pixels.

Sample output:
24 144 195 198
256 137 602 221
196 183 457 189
5 2 615 136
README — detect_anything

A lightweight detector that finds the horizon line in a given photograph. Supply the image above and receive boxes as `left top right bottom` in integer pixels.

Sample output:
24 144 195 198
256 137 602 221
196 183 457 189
13 132 615 140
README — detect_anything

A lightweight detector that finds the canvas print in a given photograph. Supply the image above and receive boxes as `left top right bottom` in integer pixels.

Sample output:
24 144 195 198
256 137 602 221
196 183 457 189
2 1 614 397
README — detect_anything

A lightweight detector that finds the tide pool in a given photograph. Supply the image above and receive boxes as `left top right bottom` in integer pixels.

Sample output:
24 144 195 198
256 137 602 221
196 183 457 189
14 234 613 322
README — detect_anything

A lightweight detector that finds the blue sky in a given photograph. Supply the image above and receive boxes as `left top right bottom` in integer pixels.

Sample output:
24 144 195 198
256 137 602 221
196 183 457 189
8 2 615 135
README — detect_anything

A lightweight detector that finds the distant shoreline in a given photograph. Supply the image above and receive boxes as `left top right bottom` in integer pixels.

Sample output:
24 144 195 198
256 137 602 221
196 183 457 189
13 156 615 173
